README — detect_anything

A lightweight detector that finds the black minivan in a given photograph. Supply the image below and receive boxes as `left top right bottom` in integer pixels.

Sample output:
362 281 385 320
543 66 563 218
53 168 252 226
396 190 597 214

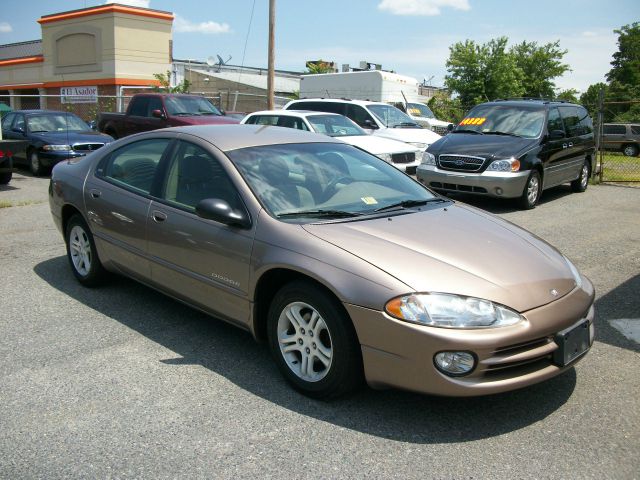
416 100 595 209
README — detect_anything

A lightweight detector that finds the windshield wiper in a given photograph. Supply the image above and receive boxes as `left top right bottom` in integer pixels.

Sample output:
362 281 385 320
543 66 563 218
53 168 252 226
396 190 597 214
373 198 447 213
484 130 521 137
452 129 484 135
393 122 420 128
277 209 364 219
30 130 50 133
171 112 194 116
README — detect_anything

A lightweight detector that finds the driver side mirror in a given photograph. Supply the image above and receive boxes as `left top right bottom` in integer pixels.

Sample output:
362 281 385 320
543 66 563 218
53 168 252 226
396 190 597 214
447 123 454 132
151 109 167 120
196 198 251 229
12 126 25 134
362 119 378 130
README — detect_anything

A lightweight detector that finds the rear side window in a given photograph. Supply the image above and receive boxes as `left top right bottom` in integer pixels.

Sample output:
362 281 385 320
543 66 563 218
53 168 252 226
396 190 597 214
577 107 593 135
289 101 345 115
98 139 170 194
559 107 581 136
604 124 626 135
631 125 640 135
547 108 564 134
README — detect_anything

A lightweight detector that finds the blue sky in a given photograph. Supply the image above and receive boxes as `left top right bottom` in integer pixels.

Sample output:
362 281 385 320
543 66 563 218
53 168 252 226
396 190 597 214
1 0 638 93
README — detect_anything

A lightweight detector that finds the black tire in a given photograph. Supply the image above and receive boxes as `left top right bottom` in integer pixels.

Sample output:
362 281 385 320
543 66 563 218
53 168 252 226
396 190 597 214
518 170 541 210
28 149 45 176
571 159 590 193
622 144 639 157
0 171 11 185
267 281 363 399
65 214 107 287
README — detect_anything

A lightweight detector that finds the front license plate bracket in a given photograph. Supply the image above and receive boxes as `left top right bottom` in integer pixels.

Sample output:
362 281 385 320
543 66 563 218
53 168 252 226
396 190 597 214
553 319 590 366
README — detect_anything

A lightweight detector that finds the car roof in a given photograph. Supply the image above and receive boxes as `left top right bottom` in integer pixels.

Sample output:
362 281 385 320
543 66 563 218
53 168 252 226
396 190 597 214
483 99 583 108
163 124 343 152
247 110 339 118
289 98 389 107
10 109 74 115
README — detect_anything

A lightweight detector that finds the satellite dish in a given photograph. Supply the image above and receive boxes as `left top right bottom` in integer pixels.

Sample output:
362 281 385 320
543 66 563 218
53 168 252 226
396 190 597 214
206 56 216 67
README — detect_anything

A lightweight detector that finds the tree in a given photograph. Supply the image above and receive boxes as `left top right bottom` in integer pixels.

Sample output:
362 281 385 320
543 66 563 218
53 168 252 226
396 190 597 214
305 60 336 74
556 88 579 103
606 22 640 86
445 37 523 109
152 70 191 93
511 40 569 98
427 91 464 123
579 82 607 119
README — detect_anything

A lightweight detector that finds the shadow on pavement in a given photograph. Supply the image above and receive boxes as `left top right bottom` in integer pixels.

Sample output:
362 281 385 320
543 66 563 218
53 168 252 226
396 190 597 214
593 274 640 353
35 255 577 444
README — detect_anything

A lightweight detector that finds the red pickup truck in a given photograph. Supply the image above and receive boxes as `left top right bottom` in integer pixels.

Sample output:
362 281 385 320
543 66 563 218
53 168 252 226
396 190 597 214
97 93 239 139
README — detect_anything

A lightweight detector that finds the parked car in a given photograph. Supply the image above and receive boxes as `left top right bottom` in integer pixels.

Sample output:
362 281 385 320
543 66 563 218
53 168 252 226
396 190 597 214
0 139 29 184
601 123 640 157
283 98 441 151
50 124 594 399
1 110 114 176
417 99 596 209
394 101 453 135
97 93 239 139
241 110 422 174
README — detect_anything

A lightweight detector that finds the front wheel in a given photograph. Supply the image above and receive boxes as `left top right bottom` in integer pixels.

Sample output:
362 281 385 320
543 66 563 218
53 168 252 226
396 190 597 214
65 214 107 287
518 170 541 210
29 150 45 176
0 171 11 185
267 281 363 399
571 159 590 192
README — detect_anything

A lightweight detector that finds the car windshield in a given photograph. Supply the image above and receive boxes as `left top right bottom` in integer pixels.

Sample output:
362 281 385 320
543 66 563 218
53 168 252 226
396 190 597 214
407 103 435 119
164 96 222 116
27 113 89 132
455 105 545 138
307 115 365 137
227 142 438 221
367 104 420 128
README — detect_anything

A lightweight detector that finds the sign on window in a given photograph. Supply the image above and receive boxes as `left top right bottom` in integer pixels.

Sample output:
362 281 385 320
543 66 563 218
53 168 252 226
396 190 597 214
60 86 98 104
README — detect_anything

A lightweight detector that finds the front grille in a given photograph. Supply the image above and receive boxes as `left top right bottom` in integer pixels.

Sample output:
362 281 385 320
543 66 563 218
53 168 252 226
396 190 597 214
405 166 417 175
73 143 105 152
429 182 487 193
432 125 449 135
480 336 556 378
391 152 415 164
438 154 486 172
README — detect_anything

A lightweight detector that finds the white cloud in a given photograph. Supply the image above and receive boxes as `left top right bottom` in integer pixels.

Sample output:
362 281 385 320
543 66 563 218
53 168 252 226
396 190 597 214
0 22 12 33
104 0 151 7
173 14 231 34
378 0 470 16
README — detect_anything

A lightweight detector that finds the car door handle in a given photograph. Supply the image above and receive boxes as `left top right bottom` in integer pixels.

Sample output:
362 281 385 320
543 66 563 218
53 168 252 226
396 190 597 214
568 142 574 147
562 143 568 149
90 189 101 198
152 210 167 223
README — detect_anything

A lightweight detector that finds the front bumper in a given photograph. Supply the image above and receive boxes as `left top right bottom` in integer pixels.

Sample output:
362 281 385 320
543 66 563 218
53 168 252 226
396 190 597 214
416 165 529 198
392 158 420 175
37 150 86 168
346 277 595 396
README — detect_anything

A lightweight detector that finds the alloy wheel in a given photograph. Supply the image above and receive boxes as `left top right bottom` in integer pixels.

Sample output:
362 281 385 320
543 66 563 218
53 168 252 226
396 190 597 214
69 225 92 276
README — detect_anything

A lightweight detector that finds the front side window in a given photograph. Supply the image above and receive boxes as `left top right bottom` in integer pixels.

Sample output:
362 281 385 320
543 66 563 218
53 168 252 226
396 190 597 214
1 112 15 130
227 142 436 220
98 139 170 194
367 104 419 128
345 104 377 128
129 97 149 117
456 105 545 139
161 141 240 211
13 114 25 131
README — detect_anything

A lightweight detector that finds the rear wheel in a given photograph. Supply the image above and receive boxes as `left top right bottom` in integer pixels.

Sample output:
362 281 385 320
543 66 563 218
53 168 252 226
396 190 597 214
518 170 541 210
622 144 639 157
65 214 107 287
571 159 590 192
267 281 363 399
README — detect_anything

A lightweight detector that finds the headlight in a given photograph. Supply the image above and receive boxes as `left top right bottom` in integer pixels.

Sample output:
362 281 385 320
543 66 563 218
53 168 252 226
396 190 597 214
385 293 524 328
563 256 583 289
376 153 393 163
487 157 521 172
42 144 72 151
408 142 428 150
422 151 436 165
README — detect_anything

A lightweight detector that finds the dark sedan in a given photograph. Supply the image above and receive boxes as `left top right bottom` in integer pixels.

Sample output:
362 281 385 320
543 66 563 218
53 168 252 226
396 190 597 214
1 110 113 175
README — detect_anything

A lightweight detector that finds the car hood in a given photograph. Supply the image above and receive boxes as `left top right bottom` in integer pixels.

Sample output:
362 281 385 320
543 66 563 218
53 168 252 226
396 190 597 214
31 131 113 143
374 127 441 146
302 204 576 313
429 132 536 159
341 135 420 155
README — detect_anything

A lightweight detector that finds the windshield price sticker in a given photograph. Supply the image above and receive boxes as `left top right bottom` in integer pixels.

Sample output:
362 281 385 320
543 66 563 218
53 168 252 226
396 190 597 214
459 117 486 126
408 108 421 115
361 197 378 205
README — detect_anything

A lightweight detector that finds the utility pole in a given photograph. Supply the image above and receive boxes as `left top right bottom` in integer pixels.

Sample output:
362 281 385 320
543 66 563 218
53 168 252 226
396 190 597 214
267 0 275 110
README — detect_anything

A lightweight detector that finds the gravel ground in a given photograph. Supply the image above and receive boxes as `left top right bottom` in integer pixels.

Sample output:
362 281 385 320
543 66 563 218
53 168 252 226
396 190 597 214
1 170 638 479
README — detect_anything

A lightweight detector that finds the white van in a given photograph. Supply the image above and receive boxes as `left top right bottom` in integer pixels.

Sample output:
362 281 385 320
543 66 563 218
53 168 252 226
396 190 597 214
401 102 453 135
284 98 441 151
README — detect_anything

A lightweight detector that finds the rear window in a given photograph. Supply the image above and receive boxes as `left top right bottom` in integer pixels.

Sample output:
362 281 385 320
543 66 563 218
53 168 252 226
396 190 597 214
631 125 640 135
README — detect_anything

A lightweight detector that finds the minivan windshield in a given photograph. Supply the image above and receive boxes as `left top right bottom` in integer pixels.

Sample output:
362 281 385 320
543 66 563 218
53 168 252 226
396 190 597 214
367 104 421 128
228 142 437 220
407 103 435 119
455 104 545 139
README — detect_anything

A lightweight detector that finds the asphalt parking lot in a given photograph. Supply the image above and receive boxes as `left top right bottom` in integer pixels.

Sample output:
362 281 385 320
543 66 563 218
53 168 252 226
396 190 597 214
1 170 638 479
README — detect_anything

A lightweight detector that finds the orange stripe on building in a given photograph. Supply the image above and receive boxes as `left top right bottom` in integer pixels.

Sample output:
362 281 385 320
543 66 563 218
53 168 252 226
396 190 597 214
43 78 161 88
0 56 44 67
38 5 174 24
